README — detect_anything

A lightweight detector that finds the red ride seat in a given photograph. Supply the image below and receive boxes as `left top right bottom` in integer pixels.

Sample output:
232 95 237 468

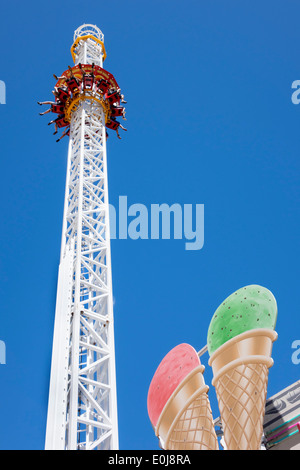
110 106 124 118
66 77 80 95
105 90 120 105
56 115 69 128
95 79 110 94
83 75 94 90
106 119 119 131
51 103 65 114
56 87 70 103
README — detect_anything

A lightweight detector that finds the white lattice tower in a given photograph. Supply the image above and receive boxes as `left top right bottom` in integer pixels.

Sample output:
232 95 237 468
45 24 119 450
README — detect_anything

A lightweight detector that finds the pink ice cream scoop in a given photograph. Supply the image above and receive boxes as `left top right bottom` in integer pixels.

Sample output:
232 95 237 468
147 343 200 427
147 343 218 450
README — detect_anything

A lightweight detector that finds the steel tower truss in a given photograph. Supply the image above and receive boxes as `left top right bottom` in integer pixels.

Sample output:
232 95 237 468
45 25 118 450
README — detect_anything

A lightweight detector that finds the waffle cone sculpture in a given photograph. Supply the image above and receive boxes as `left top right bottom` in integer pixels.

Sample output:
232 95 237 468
207 285 278 450
147 344 218 450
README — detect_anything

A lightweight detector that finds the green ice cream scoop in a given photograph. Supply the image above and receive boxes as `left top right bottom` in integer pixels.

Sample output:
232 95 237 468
207 285 277 355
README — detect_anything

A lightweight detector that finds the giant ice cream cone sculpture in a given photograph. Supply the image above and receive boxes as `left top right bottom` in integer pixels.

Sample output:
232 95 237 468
147 344 218 450
207 285 278 450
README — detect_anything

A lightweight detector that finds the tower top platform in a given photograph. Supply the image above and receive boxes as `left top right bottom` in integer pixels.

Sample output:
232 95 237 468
74 24 104 43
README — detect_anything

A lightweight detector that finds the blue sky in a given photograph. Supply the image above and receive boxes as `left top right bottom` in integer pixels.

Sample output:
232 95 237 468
0 0 300 450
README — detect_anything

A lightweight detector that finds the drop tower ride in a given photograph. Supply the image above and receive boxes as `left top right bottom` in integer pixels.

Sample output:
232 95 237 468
44 24 125 450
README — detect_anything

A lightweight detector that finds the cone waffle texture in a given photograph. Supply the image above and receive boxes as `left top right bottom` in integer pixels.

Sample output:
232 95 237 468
214 361 269 449
156 365 218 450
166 391 219 450
209 328 277 450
